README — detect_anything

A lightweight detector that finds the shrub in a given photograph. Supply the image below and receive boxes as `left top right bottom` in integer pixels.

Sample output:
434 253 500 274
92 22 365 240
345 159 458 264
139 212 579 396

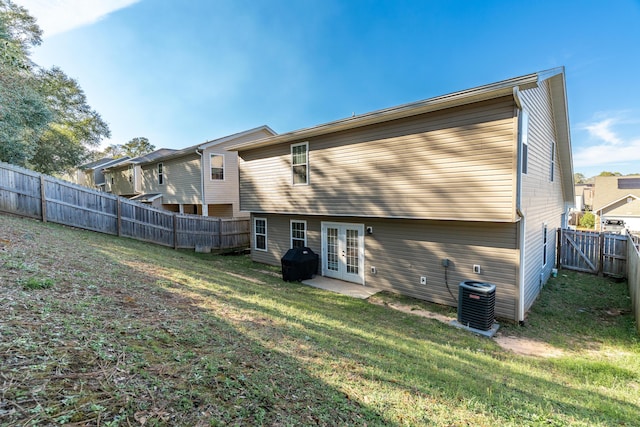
580 211 595 229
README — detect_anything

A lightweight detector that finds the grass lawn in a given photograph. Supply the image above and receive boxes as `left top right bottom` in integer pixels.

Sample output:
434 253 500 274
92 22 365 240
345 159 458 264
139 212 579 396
1 213 639 426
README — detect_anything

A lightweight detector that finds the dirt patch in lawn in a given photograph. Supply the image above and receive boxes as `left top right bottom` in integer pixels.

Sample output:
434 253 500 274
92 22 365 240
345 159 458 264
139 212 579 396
369 296 565 358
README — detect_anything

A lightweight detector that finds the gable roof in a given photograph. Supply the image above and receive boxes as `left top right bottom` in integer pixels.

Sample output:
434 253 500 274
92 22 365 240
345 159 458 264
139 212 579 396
601 197 640 218
592 175 640 211
103 126 278 170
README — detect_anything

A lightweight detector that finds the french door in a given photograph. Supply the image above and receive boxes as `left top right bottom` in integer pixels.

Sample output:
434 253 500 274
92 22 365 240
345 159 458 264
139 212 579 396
321 222 365 284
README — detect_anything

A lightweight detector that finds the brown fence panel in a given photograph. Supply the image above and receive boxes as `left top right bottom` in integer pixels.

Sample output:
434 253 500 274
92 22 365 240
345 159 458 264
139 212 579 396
602 234 627 278
119 198 175 247
560 229 600 274
43 176 119 234
627 235 640 333
0 162 250 251
0 162 43 219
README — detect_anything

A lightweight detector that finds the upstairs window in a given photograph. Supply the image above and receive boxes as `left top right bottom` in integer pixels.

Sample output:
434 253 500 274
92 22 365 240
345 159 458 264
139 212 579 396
291 220 307 248
128 165 134 183
158 163 164 185
550 141 555 182
291 142 308 185
211 154 224 180
520 110 529 175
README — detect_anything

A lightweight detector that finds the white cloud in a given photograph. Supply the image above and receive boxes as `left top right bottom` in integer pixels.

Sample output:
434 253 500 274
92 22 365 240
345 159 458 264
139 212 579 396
13 0 140 38
583 118 623 145
574 114 640 170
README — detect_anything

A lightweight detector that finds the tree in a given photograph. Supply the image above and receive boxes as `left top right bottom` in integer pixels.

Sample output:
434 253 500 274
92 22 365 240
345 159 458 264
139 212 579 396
29 67 110 174
598 171 622 177
574 172 586 184
0 0 51 166
122 137 155 157
0 1 110 174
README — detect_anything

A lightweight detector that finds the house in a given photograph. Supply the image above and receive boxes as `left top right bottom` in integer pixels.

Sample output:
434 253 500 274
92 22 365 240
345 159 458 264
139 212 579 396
574 183 594 212
229 67 574 323
104 126 276 216
592 175 640 233
70 156 130 190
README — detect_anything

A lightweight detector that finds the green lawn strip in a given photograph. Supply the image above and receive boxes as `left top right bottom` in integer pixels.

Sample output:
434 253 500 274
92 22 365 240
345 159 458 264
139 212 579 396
1 214 639 426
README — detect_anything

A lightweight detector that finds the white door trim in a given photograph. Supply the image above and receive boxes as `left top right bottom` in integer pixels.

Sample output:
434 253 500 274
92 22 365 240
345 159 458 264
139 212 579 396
321 222 365 285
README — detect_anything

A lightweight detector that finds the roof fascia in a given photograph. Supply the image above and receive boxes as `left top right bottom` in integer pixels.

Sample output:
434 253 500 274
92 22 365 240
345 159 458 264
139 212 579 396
228 73 541 151
198 125 277 150
596 194 640 213
541 68 574 205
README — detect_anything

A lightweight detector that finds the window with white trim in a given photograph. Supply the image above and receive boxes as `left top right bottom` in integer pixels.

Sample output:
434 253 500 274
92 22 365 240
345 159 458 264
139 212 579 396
520 110 529 175
550 141 555 182
291 142 308 185
211 154 224 180
254 217 267 252
290 220 307 248
128 165 134 183
542 224 548 266
158 163 164 185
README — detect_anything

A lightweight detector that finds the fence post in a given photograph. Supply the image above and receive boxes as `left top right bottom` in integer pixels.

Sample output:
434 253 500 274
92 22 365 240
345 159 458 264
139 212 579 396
598 232 605 276
556 228 562 268
117 198 122 236
173 214 178 250
39 175 47 223
218 218 222 249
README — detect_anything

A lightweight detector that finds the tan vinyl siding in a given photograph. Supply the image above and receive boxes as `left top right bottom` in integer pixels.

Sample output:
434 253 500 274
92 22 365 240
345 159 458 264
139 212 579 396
108 166 136 196
519 81 566 312
141 154 201 204
252 213 519 320
207 204 234 217
202 128 274 217
240 97 518 222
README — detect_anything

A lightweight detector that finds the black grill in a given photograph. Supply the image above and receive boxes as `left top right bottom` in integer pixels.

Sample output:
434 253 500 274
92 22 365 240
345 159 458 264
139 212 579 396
457 281 496 331
281 247 319 282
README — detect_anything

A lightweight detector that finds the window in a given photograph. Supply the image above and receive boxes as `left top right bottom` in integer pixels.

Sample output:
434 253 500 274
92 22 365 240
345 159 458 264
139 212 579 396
290 220 307 248
550 141 555 182
542 224 548 266
211 154 224 180
128 165 134 183
520 110 529 175
254 217 267 252
158 163 164 185
291 142 308 185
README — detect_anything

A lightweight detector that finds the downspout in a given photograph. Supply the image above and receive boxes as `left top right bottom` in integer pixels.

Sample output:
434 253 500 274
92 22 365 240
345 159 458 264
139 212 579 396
196 149 205 215
513 87 526 325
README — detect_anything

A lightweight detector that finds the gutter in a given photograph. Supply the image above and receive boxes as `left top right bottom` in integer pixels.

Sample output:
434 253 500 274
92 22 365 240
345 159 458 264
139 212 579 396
513 87 526 324
196 149 205 214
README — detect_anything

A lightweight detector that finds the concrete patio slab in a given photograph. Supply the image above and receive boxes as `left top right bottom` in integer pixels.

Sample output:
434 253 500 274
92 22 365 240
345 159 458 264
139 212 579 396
301 276 381 299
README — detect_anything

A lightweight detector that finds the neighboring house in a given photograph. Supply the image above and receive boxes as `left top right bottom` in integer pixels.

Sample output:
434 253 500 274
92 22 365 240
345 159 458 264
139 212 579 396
230 67 574 322
70 157 130 190
104 126 276 217
592 175 640 232
574 183 594 212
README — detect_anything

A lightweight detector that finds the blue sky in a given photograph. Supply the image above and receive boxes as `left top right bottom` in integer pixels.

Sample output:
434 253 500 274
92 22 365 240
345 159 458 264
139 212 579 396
14 0 640 177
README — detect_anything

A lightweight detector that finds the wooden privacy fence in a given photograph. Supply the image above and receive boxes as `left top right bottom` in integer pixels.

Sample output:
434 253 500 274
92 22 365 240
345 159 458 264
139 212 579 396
558 228 628 278
0 161 249 250
628 234 640 332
